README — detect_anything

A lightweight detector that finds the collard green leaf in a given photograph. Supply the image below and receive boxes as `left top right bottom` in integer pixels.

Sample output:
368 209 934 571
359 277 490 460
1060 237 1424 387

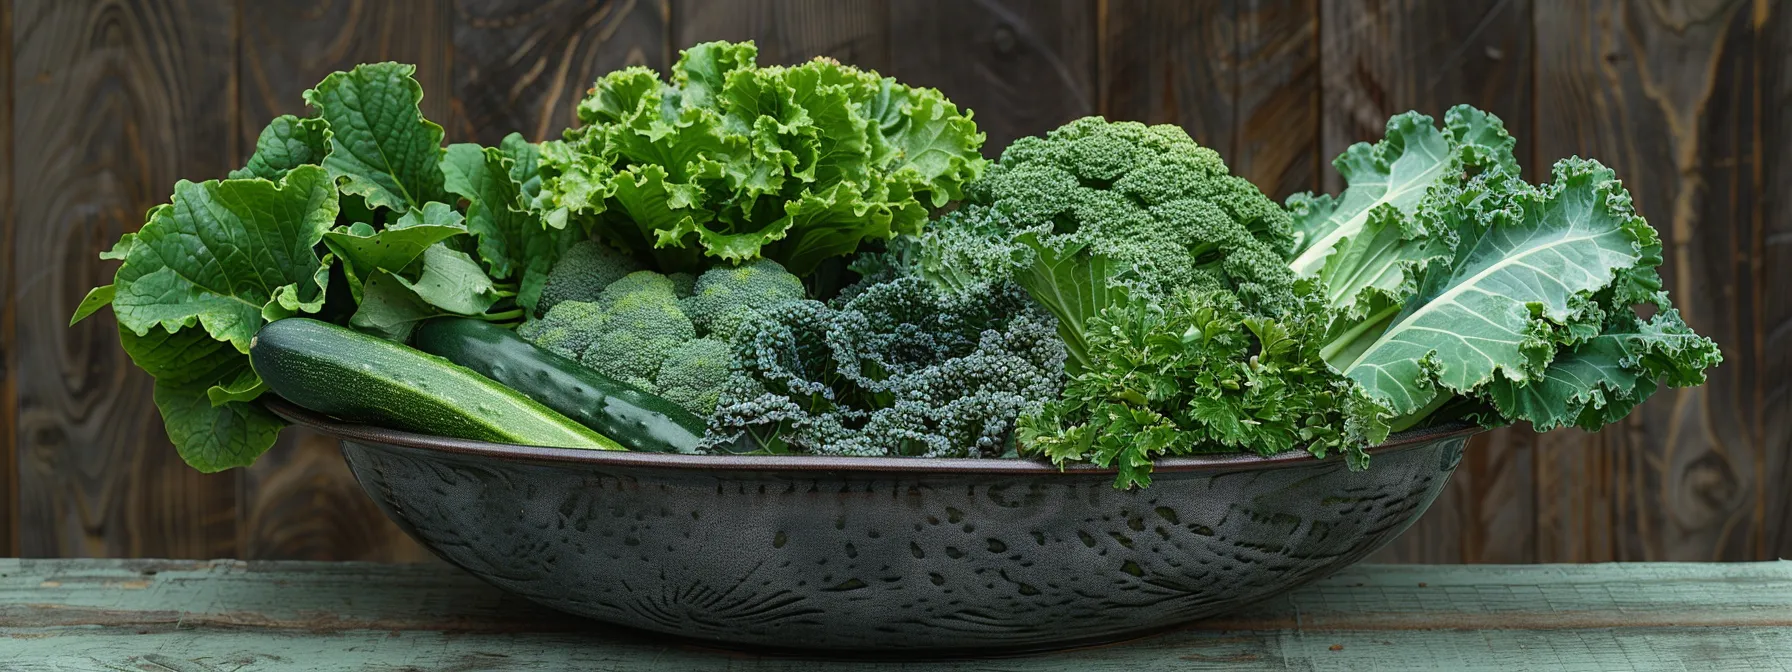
1287 105 1516 276
112 165 338 352
230 115 331 181
305 62 446 211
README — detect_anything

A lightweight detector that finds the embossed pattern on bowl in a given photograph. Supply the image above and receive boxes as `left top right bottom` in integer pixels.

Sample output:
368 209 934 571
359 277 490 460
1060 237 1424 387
269 399 1474 652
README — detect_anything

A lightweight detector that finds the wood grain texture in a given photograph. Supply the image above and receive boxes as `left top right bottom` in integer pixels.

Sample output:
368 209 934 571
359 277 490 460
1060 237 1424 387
1100 0 1234 149
1320 0 1539 565
12 0 242 559
1099 0 1317 200
889 0 1097 158
452 0 669 145
1763 0 1792 560
235 0 454 563
4 559 1791 670
1233 0 1319 200
672 0 889 69
1 0 17 558
1534 0 1762 562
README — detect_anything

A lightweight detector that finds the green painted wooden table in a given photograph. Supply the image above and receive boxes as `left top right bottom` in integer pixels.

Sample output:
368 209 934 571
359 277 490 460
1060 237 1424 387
2 559 1788 671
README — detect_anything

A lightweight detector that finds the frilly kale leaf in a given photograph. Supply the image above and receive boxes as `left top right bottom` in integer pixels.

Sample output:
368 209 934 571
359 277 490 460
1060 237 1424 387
533 40 986 275
703 278 1066 458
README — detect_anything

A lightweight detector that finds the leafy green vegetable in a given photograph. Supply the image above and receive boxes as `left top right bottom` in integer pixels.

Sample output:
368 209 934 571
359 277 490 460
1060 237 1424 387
445 134 575 312
534 40 986 275
704 278 1065 457
74 166 339 470
230 115 332 181
1286 106 1515 276
1311 141 1722 432
304 62 447 211
74 62 570 470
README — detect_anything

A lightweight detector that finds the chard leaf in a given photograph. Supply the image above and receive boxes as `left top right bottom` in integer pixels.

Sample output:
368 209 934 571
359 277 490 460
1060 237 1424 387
444 136 575 311
1339 159 1656 417
305 62 446 211
112 165 338 352
230 115 331 181
1287 105 1515 276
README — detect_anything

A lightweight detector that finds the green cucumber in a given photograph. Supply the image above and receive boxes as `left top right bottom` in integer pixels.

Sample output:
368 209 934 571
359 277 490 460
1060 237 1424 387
251 318 622 450
411 317 705 454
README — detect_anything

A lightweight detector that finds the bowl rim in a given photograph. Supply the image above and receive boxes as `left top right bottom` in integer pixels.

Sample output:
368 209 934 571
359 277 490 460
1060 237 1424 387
265 397 1483 475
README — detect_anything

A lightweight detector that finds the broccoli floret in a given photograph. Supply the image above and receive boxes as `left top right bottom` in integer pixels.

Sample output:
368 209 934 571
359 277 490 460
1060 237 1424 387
917 116 1297 314
682 259 807 342
702 278 1065 458
667 272 696 299
536 239 641 314
578 271 696 391
654 338 733 415
518 300 607 360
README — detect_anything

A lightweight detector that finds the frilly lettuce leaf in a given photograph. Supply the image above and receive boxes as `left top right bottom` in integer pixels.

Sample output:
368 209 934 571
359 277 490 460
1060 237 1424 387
535 40 986 275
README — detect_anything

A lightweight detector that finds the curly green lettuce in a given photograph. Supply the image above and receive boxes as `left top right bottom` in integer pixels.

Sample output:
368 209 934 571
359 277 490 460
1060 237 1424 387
533 40 986 275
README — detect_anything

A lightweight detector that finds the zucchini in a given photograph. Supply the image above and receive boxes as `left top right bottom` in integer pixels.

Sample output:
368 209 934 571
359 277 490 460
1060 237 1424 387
412 317 705 454
251 318 622 450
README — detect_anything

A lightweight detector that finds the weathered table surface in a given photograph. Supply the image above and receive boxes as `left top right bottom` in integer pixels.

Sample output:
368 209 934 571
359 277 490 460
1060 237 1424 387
2 559 1788 671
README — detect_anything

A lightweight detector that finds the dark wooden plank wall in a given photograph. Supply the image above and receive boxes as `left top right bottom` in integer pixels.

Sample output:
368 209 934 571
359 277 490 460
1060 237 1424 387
0 0 1785 563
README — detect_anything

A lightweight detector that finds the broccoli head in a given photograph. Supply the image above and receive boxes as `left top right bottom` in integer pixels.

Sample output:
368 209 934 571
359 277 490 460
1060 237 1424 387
577 271 696 391
516 254 808 416
703 277 1066 458
536 239 641 314
682 258 807 342
916 116 1297 314
654 338 733 415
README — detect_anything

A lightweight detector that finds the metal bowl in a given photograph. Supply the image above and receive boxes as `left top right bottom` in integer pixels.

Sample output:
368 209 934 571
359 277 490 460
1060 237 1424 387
268 398 1477 653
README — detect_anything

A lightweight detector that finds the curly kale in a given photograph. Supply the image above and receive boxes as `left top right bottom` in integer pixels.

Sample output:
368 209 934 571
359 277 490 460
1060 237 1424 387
915 116 1297 315
703 277 1065 458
